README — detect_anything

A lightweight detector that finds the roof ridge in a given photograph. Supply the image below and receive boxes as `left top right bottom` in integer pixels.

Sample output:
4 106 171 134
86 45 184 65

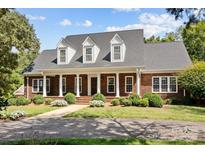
145 41 183 45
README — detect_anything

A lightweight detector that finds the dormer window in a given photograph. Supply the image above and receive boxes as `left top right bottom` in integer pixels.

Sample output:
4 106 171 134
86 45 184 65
60 49 66 63
110 33 125 62
85 47 93 62
113 45 121 61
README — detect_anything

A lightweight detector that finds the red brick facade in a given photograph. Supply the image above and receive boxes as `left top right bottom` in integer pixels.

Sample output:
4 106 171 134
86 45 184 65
24 72 183 99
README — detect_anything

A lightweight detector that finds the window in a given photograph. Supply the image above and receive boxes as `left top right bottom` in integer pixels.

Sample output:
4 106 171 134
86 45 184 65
32 79 50 93
113 45 121 60
107 76 115 93
152 76 177 93
125 76 133 93
62 77 66 93
74 77 82 93
85 47 93 62
60 49 66 63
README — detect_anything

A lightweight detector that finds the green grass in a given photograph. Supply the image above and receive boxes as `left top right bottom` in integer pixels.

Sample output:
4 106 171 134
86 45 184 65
6 104 60 117
1 138 205 145
65 105 205 122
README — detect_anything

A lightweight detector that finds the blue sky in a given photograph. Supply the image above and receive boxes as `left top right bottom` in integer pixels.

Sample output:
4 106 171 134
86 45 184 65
17 8 184 51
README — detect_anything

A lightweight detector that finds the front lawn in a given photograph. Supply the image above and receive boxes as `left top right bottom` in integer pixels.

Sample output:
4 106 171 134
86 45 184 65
6 104 60 117
65 105 205 122
1 138 205 145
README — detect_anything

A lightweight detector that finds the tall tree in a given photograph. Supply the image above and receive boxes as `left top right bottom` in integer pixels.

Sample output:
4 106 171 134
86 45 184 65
167 8 205 26
145 32 177 43
182 21 205 61
0 9 40 98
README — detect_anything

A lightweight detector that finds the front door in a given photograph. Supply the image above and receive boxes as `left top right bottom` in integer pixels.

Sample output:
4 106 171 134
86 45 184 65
91 77 97 95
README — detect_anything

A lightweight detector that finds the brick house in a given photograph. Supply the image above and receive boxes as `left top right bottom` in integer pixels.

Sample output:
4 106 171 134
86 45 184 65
23 29 192 101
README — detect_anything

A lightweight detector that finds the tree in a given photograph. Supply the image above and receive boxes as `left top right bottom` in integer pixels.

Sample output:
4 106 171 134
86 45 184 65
145 32 177 43
167 8 205 26
178 61 205 102
0 9 40 98
181 21 205 61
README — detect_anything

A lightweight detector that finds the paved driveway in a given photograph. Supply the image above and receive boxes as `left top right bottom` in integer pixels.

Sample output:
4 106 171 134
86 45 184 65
0 117 205 142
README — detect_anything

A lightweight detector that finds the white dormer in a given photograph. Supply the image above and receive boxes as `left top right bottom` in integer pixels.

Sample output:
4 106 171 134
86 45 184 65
110 33 126 62
57 38 76 65
82 36 100 63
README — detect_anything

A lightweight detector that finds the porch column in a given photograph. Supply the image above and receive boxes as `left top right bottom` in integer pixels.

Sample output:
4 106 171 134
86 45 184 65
76 74 80 97
43 75 47 97
88 75 91 96
59 74 63 97
136 68 141 96
26 77 29 99
116 73 120 97
97 73 101 93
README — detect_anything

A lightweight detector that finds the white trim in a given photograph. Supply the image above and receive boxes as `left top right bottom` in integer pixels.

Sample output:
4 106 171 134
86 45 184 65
83 46 94 63
74 76 82 94
107 76 115 93
125 76 134 93
111 44 123 62
152 76 178 93
32 78 50 93
58 48 67 65
97 73 101 93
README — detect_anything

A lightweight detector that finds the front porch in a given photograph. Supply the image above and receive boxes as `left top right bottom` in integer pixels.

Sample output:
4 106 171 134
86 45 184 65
25 70 141 100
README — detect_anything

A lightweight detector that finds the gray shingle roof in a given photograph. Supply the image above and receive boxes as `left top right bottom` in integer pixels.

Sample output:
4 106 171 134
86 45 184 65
24 29 192 74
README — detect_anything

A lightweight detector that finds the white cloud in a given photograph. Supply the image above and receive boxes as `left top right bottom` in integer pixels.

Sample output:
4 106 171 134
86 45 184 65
26 14 46 21
82 20 93 27
106 13 183 38
60 19 72 26
113 8 140 13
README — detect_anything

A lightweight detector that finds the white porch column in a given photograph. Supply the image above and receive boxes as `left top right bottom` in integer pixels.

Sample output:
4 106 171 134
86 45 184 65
59 74 63 97
88 75 91 96
26 77 29 99
97 73 101 93
136 68 141 96
43 75 47 97
116 73 120 97
76 74 80 97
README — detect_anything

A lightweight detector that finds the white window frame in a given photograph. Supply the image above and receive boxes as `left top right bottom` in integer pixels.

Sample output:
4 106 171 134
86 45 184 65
111 44 123 62
152 76 178 93
83 46 93 63
74 77 82 93
107 76 115 93
59 49 67 64
62 77 66 94
32 78 50 93
125 76 134 93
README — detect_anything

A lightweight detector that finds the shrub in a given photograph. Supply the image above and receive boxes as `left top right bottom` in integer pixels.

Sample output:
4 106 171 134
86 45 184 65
111 99 120 106
0 98 8 111
143 93 163 108
179 61 205 101
170 96 194 105
8 98 17 106
118 97 126 105
128 93 140 106
89 100 104 107
50 100 68 107
64 93 76 104
122 99 132 106
139 98 149 107
92 93 106 102
45 98 53 105
32 95 45 105
0 112 8 120
164 99 172 105
9 110 26 120
16 97 30 106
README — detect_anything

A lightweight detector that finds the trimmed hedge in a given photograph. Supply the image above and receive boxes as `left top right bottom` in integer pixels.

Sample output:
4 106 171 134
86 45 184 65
128 94 140 106
122 99 132 106
92 93 105 102
90 100 104 107
33 95 45 105
111 99 120 106
139 98 149 107
143 93 163 108
8 98 17 106
64 93 76 104
16 97 31 106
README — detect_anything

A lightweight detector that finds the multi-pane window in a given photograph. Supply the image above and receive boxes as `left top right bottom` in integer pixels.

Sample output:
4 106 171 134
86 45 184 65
85 47 93 62
60 49 66 63
125 76 133 93
74 77 82 93
62 77 66 94
107 77 115 93
152 76 177 93
113 45 121 60
32 79 50 93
